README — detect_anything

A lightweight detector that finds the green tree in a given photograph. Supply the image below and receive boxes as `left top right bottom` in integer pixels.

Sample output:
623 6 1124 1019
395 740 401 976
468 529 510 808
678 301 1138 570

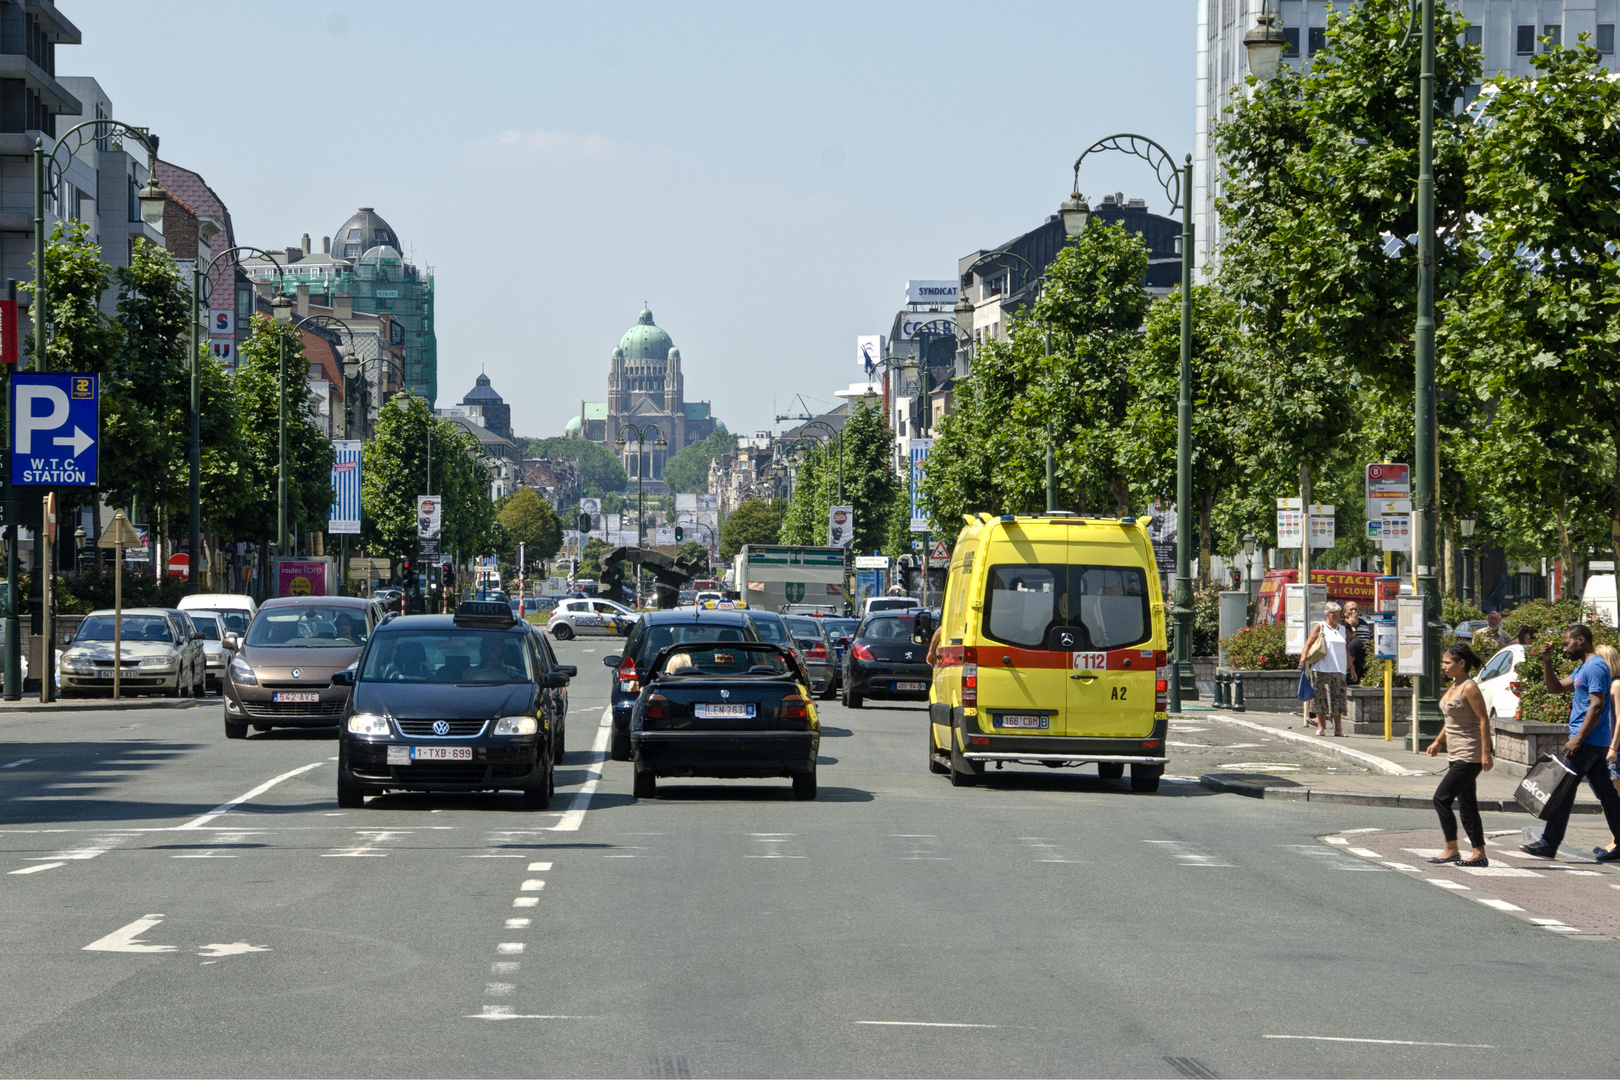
360 395 493 564
661 429 736 493
1447 35 1620 578
496 486 563 565
781 405 897 554
720 498 781 560
922 221 1150 539
675 539 709 570
215 315 333 548
513 435 627 494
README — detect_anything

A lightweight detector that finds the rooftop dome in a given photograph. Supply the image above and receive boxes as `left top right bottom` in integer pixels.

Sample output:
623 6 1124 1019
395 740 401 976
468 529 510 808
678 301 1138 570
360 244 401 263
334 207 400 259
617 306 675 363
463 373 503 403
564 414 583 435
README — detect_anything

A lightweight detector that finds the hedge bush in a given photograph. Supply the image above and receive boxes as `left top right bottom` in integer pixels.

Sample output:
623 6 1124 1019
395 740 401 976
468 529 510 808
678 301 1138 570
1501 598 1616 726
1220 622 1295 671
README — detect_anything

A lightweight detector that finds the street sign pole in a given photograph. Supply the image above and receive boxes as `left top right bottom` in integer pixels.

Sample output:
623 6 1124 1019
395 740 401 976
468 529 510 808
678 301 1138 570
2 279 17 701
98 510 140 702
38 491 51 703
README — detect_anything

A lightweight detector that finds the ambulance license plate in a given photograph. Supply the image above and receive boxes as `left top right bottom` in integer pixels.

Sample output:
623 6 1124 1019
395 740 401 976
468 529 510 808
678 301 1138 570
998 714 1049 729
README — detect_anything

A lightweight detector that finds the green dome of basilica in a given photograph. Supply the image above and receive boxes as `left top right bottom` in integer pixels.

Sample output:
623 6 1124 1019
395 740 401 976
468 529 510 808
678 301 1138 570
617 307 676 362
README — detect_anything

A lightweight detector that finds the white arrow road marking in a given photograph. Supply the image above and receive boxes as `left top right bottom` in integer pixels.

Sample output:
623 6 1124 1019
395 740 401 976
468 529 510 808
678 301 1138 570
197 942 270 958
83 914 176 953
8 861 63 874
176 761 324 830
53 426 93 457
550 708 610 832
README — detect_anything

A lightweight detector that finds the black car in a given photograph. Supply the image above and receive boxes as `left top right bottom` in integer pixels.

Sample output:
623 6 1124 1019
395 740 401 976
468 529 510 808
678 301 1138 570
334 602 567 809
630 641 820 799
606 607 758 761
820 617 858 689
532 628 576 758
841 609 935 708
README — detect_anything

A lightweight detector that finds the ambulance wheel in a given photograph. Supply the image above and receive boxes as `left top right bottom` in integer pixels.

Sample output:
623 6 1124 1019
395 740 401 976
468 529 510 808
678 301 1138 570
927 726 948 774
1130 764 1162 793
1097 762 1125 780
949 743 982 787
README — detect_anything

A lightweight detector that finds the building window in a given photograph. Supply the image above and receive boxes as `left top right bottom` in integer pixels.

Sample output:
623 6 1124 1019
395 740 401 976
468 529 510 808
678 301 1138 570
1308 27 1325 55
1543 25 1561 50
348 228 360 238
1599 24 1615 54
1516 24 1535 54
344 243 360 257
1463 25 1481 47
1282 27 1300 58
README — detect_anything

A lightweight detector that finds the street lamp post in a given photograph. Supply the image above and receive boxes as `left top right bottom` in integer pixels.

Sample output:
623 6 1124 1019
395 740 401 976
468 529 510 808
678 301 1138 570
1064 134 1196 709
1459 516 1476 604
271 294 295 556
192 247 287 595
614 423 665 607
1246 0 1442 735
796 420 843 504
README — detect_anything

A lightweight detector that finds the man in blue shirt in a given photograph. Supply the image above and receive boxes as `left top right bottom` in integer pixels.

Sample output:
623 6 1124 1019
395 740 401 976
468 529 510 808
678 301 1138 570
1521 624 1620 860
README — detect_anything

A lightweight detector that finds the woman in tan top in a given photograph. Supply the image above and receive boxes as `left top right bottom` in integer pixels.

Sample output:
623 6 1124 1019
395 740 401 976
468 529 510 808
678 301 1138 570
1425 642 1493 867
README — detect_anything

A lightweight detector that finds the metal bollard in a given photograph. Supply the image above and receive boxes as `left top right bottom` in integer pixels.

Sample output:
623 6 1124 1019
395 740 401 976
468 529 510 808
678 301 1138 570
1232 672 1246 712
1219 672 1232 708
1212 672 1225 708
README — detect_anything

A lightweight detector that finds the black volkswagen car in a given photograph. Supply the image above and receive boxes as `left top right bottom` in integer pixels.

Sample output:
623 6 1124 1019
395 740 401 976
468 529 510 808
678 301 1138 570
606 607 758 761
334 602 567 809
841 609 935 708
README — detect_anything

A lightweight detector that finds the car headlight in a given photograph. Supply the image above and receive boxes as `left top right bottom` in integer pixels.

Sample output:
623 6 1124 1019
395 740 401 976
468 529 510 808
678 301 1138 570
139 656 176 670
346 712 390 736
229 655 257 685
493 716 538 736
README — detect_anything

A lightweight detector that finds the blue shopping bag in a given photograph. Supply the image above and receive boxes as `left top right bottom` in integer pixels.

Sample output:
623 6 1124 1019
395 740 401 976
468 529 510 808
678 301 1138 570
1297 669 1315 701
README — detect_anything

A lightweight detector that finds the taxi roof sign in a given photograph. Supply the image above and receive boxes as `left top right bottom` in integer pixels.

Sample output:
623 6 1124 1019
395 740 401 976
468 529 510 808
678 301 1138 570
701 599 746 610
453 600 517 627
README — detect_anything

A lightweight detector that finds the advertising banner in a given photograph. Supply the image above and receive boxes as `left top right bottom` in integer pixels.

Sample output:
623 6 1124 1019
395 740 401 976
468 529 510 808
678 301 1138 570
908 439 933 532
905 280 961 305
675 493 697 512
329 440 361 535
654 527 676 546
828 505 854 549
277 559 329 598
417 495 441 560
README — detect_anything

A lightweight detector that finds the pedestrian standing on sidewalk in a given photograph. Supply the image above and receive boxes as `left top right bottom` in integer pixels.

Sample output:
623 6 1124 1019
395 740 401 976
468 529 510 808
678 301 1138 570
1300 602 1349 736
1473 611 1510 654
1342 601 1373 685
1425 643 1493 867
1520 624 1620 862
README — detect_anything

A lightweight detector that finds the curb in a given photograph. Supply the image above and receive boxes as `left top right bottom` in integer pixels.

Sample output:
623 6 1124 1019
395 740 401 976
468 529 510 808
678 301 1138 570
1193 710 1427 776
0 698 202 714
1198 773 1603 814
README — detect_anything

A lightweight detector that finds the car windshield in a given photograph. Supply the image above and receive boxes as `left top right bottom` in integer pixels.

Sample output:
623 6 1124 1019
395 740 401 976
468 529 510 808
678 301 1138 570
859 614 921 642
213 610 249 634
748 614 791 645
361 630 534 684
635 622 751 668
246 606 370 648
74 614 172 643
655 645 791 677
981 563 1150 650
189 614 222 640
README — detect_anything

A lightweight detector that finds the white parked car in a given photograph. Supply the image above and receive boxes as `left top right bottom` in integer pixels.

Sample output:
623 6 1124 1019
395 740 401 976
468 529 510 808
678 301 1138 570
545 598 639 640
1476 643 1525 721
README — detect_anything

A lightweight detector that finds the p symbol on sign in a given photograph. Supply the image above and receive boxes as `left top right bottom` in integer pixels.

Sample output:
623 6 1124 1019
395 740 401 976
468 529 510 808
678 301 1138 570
16 384 67 453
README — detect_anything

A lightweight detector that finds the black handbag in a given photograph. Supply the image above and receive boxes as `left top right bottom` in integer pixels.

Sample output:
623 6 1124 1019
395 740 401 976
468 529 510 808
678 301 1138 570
1514 754 1580 820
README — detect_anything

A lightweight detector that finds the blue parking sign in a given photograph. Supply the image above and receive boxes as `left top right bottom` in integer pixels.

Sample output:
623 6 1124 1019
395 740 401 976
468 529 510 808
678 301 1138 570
10 372 98 485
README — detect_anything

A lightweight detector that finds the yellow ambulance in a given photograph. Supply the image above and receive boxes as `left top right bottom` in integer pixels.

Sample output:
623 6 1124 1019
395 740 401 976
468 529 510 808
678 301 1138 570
927 511 1169 791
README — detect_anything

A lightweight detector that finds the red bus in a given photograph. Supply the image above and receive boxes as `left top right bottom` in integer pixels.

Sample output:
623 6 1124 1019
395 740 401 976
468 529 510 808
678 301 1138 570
1256 569 1380 624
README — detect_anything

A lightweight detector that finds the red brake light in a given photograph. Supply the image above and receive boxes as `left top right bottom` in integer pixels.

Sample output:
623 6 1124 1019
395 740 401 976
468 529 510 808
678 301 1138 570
1155 651 1169 710
852 642 874 661
618 658 639 693
806 641 828 659
1142 740 1161 750
962 657 978 706
779 695 809 720
644 693 669 720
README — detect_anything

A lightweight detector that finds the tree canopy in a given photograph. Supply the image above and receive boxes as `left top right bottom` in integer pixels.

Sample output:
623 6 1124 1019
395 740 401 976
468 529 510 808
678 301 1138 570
661 429 736 494
514 435 627 495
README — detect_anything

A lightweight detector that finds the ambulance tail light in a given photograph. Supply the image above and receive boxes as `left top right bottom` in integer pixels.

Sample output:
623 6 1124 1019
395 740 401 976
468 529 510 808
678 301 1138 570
1155 651 1168 710
962 647 978 707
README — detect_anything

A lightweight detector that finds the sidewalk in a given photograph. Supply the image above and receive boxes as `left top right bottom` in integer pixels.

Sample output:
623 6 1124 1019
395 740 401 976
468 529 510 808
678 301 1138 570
1180 702 1608 814
0 697 200 713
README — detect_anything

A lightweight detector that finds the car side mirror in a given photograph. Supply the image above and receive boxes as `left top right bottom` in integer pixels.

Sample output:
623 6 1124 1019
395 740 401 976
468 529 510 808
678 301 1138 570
911 610 935 642
192 632 204 642
223 634 241 651
558 664 578 677
330 669 355 686
543 671 569 689
603 654 622 668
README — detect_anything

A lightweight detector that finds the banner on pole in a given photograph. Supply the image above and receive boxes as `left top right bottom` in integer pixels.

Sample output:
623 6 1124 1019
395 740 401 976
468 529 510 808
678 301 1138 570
329 440 361 534
908 439 933 532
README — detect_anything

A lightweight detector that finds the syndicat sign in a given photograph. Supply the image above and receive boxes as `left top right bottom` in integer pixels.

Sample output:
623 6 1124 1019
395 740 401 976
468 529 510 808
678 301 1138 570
905 280 960 305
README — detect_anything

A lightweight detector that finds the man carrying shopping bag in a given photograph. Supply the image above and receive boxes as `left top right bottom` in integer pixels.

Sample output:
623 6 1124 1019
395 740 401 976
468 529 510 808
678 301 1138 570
1519 625 1620 860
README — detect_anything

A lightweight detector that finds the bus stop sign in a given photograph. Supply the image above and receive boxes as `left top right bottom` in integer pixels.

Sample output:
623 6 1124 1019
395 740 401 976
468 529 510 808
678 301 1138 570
10 372 98 485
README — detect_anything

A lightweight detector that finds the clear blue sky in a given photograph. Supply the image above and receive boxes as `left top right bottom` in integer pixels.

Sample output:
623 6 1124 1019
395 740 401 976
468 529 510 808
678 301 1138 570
75 1 1196 440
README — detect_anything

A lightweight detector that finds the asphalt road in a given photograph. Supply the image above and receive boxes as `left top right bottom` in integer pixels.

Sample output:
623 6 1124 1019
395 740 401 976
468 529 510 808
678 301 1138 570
1 635 1616 1078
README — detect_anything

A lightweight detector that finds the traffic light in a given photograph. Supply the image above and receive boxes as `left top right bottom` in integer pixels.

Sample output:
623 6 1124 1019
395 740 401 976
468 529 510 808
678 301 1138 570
402 561 418 590
442 563 456 589
675 525 684 542
579 512 592 532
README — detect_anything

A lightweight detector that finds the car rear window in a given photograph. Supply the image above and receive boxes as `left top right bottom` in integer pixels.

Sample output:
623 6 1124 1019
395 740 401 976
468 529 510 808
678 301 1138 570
748 614 791 645
656 645 791 677
784 617 822 640
858 614 920 642
982 564 1150 651
635 622 750 668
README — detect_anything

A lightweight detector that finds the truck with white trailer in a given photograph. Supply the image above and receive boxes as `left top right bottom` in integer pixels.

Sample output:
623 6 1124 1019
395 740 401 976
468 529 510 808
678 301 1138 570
732 545 847 613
